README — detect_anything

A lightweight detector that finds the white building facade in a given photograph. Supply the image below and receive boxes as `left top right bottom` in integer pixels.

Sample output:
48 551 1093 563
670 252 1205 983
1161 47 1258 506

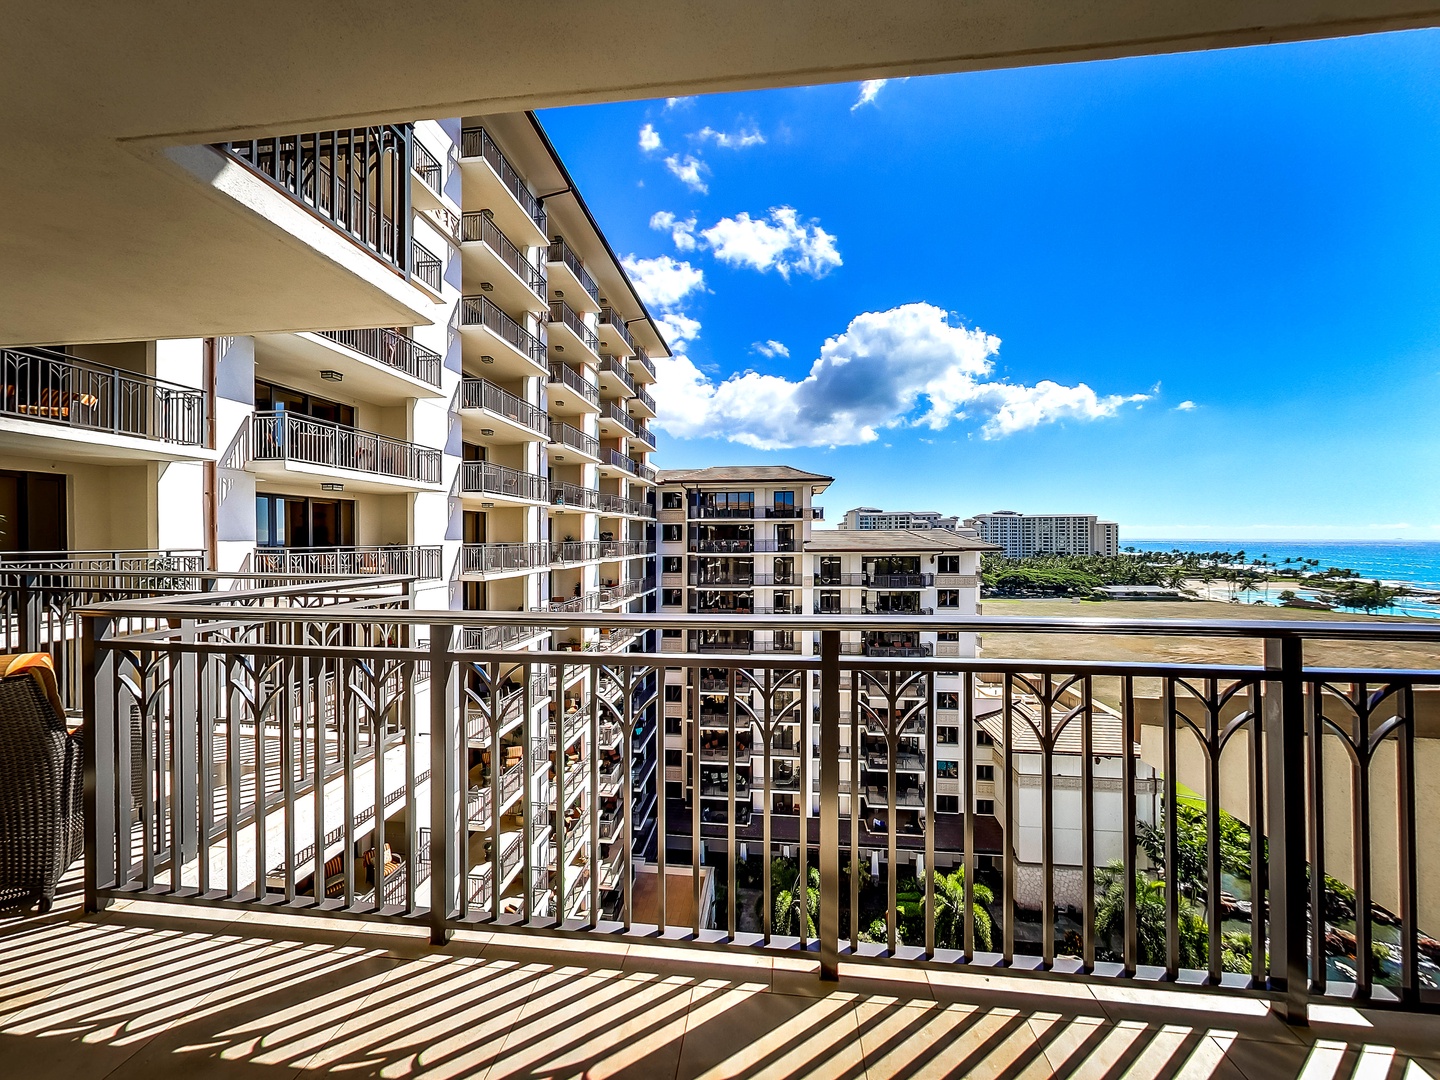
965 510 1120 558
838 506 961 531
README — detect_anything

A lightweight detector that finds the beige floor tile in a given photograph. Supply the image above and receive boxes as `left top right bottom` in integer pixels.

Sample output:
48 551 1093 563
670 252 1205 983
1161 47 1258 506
856 997 1045 1080
1087 982 1308 1047
490 967 693 1080
678 983 864 1080
1308 1004 1440 1062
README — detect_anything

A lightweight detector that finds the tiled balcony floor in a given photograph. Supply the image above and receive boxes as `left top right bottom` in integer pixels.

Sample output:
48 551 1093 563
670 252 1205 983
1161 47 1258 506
3 874 1438 1079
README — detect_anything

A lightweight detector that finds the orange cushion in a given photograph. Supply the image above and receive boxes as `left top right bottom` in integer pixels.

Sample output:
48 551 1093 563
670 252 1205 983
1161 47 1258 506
0 653 66 720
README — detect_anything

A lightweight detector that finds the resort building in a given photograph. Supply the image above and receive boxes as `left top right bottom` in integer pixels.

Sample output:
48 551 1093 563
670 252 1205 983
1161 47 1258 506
965 510 1120 558
0 112 665 924
837 506 962 531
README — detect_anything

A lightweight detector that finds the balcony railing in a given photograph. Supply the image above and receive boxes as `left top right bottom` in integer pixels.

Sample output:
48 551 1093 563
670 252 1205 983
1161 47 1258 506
252 411 441 483
598 307 636 351
599 492 653 518
460 542 550 575
551 540 603 564
548 300 599 356
459 460 548 502
634 386 657 414
460 294 546 365
550 420 600 459
599 357 635 395
217 125 412 275
460 377 549 437
412 139 442 194
77 597 1440 1018
551 482 600 511
546 237 600 303
867 573 934 588
459 127 547 234
547 363 600 406
632 422 657 449
461 211 546 298
253 545 442 580
1 346 206 446
317 328 441 387
632 346 657 380
412 239 442 292
602 401 636 434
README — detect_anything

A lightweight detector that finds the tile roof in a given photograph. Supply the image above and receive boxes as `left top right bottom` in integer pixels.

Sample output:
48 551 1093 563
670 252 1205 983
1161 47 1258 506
656 465 834 485
804 529 998 553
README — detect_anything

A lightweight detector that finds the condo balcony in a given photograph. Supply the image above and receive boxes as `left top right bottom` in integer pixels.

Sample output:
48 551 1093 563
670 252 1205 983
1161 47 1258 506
630 385 658 419
546 237 601 310
599 401 636 438
411 138 443 200
459 293 548 378
0 345 206 457
411 239 442 295
551 481 600 512
252 544 443 580
598 357 636 398
459 377 550 441
458 459 549 505
250 410 442 490
630 344 658 383
459 126 548 247
597 307 636 357
631 420 658 449
549 420 601 463
461 211 548 310
598 492 654 519
546 362 600 413
252 328 443 402
460 541 551 578
547 299 601 363
866 572 935 588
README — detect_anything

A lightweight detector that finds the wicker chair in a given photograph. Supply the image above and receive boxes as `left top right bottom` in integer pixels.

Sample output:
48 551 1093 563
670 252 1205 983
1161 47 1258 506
0 654 83 912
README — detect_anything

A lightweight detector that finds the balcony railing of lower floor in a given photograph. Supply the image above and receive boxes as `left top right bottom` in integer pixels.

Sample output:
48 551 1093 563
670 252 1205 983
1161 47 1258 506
459 460 549 502
252 410 441 484
598 492 654 519
317 328 442 388
253 545 442 580
1 345 206 446
460 377 550 437
75 601 1440 1016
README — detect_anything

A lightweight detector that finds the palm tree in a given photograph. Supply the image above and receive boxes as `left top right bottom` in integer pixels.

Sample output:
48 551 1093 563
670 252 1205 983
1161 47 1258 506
934 868 994 951
1094 861 1208 968
773 861 819 937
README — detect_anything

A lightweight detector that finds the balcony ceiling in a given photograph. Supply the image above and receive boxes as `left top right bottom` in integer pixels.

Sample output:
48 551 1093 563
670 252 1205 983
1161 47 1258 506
4 1 1438 347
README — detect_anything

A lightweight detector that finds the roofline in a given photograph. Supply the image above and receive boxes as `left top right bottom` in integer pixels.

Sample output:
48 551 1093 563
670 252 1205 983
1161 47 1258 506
526 111 672 359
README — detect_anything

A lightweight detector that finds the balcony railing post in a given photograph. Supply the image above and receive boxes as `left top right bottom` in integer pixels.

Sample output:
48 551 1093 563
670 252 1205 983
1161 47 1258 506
818 628 841 980
17 571 39 652
1263 636 1309 1025
429 625 459 945
173 619 200 864
82 614 116 913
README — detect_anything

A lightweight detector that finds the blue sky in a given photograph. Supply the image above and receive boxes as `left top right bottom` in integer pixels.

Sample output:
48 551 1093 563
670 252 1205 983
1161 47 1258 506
539 30 1440 540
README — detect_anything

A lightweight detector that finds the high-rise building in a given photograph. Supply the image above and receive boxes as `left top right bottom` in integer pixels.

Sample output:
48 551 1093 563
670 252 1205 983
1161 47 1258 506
838 506 961 531
0 112 664 924
965 510 1120 558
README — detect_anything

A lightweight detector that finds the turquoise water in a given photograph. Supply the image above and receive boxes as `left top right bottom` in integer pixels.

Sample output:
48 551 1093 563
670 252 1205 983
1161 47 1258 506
1125 540 1440 619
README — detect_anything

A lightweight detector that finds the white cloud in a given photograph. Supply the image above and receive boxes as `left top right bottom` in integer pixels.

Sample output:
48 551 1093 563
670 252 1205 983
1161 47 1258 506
852 80 887 110
651 302 1149 448
638 123 662 152
664 153 709 193
620 254 705 310
752 340 789 358
1175 400 1197 411
693 125 765 149
649 210 698 251
665 96 694 110
656 312 702 353
700 206 841 280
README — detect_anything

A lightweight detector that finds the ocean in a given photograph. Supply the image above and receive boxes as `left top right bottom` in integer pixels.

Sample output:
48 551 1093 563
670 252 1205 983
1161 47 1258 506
1125 539 1440 618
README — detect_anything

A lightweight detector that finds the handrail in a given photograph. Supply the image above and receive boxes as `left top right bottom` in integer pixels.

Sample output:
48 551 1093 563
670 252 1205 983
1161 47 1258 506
0 345 206 446
550 420 600 459
459 127 546 233
634 386 657 414
598 307 636 350
461 211 546 298
459 460 549 502
412 239 442 292
631 346 657 380
599 357 635 395
317 328 441 387
546 237 600 303
461 294 546 365
547 362 599 405
551 482 600 511
461 541 551 574
548 300 600 356
602 402 635 434
412 139 442 193
460 377 549 436
632 422 657 448
251 410 441 483
598 492 653 518
253 545 443 580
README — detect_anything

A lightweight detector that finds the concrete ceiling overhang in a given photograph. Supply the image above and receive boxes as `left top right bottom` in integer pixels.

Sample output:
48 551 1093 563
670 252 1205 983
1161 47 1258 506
4 1 1438 347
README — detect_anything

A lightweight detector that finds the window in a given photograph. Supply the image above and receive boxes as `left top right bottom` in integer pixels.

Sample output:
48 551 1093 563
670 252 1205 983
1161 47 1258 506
256 494 354 548
772 490 795 517
662 588 682 607
937 796 960 814
776 524 795 551
662 524 682 542
665 716 682 734
662 490 683 510
817 556 843 585
665 684 683 702
665 749 683 767
0 470 66 552
937 631 960 642
254 380 354 427
662 628 681 638
938 726 959 745
938 554 960 574
662 556 683 574
816 590 841 614
976 764 995 782
773 590 793 614
937 691 958 710
937 760 959 779
975 799 996 815
693 490 754 517
773 557 795 584
937 589 960 608
976 729 995 746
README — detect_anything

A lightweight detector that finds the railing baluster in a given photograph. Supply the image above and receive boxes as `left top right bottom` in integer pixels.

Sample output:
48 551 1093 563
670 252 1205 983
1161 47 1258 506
1162 677 1179 979
1247 681 1265 985
962 669 976 961
818 629 840 977
1001 674 1015 964
1351 682 1372 1000
1308 680 1327 997
1264 636 1310 1025
1206 678 1223 984
924 671 936 959
1080 676 1095 971
690 662 701 938
1396 685 1418 1005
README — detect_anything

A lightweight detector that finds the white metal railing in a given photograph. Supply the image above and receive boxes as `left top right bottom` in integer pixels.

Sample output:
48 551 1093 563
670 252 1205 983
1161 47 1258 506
252 411 441 483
